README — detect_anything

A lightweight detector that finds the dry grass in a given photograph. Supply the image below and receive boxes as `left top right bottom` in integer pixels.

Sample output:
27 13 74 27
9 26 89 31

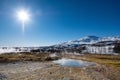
85 54 120 67
0 52 60 62
65 54 120 80
65 54 120 67
0 53 120 80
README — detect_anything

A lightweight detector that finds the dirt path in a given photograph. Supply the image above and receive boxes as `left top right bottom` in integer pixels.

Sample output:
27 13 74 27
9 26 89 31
0 61 110 80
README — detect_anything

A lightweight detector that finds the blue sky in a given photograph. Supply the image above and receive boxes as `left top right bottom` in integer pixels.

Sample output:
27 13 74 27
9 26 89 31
0 0 120 47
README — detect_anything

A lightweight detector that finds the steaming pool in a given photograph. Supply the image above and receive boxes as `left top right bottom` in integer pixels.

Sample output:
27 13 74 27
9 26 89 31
53 58 96 67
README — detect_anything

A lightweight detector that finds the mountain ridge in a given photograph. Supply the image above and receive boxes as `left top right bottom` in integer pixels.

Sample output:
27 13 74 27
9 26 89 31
54 36 120 47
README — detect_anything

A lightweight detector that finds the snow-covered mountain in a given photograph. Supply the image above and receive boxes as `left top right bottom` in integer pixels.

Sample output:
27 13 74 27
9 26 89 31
0 36 120 54
55 36 120 47
52 36 120 54
78 36 99 42
100 36 120 41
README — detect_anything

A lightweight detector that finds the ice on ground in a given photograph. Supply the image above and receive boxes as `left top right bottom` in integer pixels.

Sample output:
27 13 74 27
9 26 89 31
53 58 95 67
0 48 16 54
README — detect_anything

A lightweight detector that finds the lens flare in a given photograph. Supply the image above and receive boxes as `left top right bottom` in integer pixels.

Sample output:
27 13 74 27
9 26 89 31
16 9 30 33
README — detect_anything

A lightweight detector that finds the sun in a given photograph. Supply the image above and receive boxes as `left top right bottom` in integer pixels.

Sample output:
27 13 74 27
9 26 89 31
16 9 30 33
17 9 30 22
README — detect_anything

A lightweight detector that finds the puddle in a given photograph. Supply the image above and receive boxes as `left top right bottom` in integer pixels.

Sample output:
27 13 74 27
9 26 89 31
53 58 96 67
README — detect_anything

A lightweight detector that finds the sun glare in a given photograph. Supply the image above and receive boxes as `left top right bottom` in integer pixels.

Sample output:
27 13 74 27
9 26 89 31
16 9 30 33
17 9 29 22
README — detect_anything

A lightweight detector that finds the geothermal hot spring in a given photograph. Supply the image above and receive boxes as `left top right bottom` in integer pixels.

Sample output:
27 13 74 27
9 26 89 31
53 58 96 67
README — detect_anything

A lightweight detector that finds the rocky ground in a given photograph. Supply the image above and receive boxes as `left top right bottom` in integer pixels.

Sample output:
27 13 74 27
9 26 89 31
0 61 110 80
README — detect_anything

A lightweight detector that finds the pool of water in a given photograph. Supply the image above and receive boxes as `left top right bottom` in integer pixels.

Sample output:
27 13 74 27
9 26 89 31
53 58 96 67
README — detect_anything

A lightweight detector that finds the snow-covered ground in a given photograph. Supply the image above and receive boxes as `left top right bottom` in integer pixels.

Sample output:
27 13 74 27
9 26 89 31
0 48 18 54
55 36 120 47
85 45 115 54
0 47 30 54
0 36 120 54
